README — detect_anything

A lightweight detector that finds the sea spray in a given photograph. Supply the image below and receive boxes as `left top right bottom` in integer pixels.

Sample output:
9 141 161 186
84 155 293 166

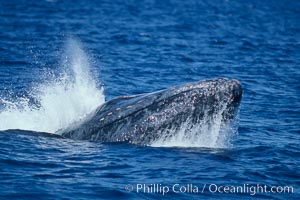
151 102 239 148
0 39 105 133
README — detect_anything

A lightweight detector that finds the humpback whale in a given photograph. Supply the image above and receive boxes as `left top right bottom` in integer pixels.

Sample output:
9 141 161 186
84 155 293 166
59 78 242 145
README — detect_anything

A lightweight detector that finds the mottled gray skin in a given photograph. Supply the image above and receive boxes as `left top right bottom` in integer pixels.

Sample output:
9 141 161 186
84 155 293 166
60 78 242 144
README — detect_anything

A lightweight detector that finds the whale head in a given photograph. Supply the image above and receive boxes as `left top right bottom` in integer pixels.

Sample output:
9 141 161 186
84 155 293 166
174 78 242 123
61 78 242 145
143 77 242 146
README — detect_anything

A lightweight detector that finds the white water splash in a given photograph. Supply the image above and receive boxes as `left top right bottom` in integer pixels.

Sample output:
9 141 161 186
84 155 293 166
0 39 105 133
151 103 239 148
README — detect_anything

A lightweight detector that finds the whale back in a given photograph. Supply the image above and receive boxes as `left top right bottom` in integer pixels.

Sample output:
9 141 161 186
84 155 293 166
94 91 164 127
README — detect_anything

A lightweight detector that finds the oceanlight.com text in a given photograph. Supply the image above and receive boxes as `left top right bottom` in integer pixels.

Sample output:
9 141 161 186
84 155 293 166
124 183 294 196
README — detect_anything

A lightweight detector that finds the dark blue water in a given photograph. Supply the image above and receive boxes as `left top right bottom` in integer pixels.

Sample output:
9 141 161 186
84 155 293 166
0 0 299 199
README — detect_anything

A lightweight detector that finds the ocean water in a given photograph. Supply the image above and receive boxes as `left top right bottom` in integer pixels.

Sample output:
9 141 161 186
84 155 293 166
0 0 299 199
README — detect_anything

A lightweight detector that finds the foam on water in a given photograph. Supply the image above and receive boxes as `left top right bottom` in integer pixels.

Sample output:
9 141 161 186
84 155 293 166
0 39 105 133
151 102 239 148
